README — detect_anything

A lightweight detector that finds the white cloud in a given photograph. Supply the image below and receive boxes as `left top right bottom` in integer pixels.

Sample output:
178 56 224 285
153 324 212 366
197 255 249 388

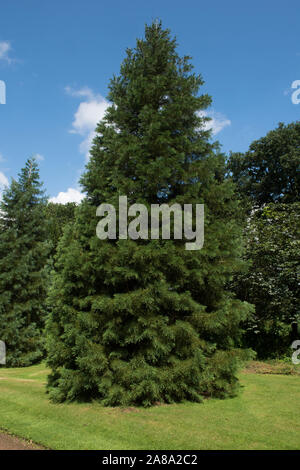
65 86 94 100
49 187 84 204
0 170 9 200
0 41 13 64
198 110 231 135
0 171 8 187
33 153 44 161
66 86 109 160
0 152 8 200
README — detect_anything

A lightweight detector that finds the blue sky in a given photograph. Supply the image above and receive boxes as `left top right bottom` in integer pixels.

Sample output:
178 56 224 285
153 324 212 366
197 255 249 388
0 0 299 203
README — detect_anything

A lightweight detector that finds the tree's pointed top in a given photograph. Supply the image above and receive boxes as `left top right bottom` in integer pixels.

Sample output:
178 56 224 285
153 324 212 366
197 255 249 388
17 158 38 185
142 19 173 45
28 158 34 179
153 17 162 30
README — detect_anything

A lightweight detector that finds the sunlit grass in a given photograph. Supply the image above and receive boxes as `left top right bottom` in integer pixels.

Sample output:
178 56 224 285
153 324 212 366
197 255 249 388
0 362 299 450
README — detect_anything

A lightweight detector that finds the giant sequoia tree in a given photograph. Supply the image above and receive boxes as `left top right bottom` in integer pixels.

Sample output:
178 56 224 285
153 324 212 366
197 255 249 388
46 22 252 406
0 158 48 366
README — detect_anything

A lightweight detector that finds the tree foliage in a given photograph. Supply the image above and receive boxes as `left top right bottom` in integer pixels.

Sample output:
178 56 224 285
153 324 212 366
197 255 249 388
45 202 76 257
228 121 300 357
232 203 300 358
0 158 49 366
46 22 252 406
229 122 300 207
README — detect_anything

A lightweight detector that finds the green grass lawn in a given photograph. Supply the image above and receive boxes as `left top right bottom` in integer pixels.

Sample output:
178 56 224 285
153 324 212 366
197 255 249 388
0 363 299 450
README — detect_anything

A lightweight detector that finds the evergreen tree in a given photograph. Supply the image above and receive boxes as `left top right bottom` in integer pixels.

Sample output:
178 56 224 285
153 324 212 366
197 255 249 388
46 22 252 406
45 202 76 258
0 158 49 366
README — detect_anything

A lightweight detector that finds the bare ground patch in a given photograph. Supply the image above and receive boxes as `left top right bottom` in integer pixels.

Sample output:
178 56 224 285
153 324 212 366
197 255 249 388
0 432 45 450
243 360 300 375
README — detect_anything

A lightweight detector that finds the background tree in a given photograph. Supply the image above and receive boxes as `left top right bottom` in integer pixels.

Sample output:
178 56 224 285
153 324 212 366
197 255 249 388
46 22 252 406
228 122 300 358
0 158 49 366
45 202 76 258
232 203 300 358
229 122 300 207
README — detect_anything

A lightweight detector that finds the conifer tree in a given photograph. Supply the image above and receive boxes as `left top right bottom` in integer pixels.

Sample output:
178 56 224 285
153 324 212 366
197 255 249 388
0 158 49 366
45 202 76 258
46 22 252 406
